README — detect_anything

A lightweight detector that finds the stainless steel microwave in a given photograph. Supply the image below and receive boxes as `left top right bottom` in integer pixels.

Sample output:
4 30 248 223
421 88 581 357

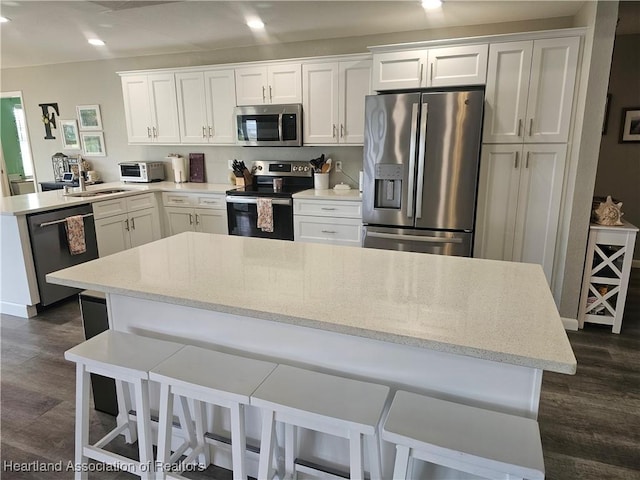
234 104 302 147
119 161 165 183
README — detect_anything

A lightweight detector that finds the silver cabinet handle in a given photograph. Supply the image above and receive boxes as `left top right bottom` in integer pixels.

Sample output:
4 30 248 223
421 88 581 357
147 127 152 138
321 207 337 211
202 126 207 138
130 217 135 230
269 85 273 102
195 213 200 225
514 151 519 169
517 119 522 137
321 230 337 234
340 124 344 138
429 63 434 84
124 219 130 231
209 126 213 138
529 118 533 136
419 63 424 84
189 213 194 225
262 86 266 103
525 151 531 169
152 126 157 138
332 124 337 138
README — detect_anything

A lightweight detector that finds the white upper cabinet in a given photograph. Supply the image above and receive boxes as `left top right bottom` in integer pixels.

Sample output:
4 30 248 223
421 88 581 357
175 69 236 144
483 36 580 144
372 44 488 91
121 73 180 144
303 58 372 145
474 143 567 283
235 63 301 105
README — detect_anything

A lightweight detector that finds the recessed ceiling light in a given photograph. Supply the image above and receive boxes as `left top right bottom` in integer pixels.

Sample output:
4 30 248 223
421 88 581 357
422 0 443 10
0 16 10 23
247 19 265 30
88 38 106 46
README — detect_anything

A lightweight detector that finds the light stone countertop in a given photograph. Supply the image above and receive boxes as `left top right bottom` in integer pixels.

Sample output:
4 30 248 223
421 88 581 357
47 232 577 375
0 181 234 216
293 188 362 201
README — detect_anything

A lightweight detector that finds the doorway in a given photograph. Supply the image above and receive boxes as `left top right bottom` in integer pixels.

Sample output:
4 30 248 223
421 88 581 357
0 91 37 196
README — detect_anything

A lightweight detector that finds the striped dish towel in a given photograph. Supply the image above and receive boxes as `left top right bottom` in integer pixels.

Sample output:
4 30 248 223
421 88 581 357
257 198 274 233
65 215 87 255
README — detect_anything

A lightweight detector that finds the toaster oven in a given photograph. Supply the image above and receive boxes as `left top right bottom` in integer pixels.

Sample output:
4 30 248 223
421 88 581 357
119 162 165 183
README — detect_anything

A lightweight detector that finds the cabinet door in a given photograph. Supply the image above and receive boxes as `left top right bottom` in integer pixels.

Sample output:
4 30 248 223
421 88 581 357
194 208 228 234
121 75 153 143
302 62 339 144
95 213 131 257
473 144 522 261
372 50 427 91
339 60 372 144
525 37 580 143
165 206 195 236
204 69 236 144
268 63 302 104
148 73 181 143
294 216 362 247
235 67 268 105
176 72 209 144
513 144 566 283
483 41 533 143
129 208 161 248
427 44 488 87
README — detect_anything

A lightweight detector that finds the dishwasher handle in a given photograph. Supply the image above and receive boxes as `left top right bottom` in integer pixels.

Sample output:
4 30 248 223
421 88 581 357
39 213 94 228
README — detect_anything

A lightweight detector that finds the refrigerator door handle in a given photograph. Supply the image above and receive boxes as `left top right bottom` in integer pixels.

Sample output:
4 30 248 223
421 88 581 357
367 231 463 244
407 103 419 218
415 102 428 219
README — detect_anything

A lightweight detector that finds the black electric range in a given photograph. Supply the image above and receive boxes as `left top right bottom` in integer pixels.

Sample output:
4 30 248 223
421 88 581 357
226 161 314 240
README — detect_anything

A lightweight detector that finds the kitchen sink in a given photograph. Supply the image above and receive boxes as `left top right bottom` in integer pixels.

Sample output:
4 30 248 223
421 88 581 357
64 188 130 198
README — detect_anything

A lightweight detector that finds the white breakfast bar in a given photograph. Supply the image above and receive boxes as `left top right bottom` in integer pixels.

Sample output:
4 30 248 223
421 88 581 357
47 231 576 478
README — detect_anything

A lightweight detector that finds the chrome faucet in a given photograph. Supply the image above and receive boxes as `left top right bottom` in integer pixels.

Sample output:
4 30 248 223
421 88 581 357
77 159 86 192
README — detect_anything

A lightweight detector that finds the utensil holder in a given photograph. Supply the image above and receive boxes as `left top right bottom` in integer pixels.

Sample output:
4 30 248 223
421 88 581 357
314 173 329 190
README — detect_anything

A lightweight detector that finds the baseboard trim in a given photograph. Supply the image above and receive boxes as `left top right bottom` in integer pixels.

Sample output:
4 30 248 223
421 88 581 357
0 301 37 318
562 317 579 331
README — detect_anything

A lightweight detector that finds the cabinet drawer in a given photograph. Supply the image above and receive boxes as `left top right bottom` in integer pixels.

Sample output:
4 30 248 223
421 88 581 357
126 192 156 212
293 199 362 218
162 192 195 207
92 198 127 220
195 194 225 209
294 216 362 247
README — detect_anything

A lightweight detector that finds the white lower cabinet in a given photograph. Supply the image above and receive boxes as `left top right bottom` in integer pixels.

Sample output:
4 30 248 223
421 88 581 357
474 143 566 283
162 192 227 235
93 193 161 257
294 199 362 247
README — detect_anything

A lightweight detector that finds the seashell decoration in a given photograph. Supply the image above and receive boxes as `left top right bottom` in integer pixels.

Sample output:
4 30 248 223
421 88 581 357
594 195 624 226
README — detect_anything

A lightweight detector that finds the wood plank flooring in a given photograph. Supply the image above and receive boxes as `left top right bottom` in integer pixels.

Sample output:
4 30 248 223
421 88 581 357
1 269 639 479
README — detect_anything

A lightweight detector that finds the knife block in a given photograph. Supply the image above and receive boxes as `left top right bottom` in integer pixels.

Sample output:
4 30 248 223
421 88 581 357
235 171 253 187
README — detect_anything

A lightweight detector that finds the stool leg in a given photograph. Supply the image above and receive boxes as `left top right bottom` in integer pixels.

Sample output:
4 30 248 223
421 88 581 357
156 382 174 477
257 409 275 480
116 379 137 444
392 445 411 480
74 363 90 480
176 395 197 457
230 402 247 480
133 378 154 480
193 399 210 467
367 434 382 480
349 430 364 480
284 424 296 480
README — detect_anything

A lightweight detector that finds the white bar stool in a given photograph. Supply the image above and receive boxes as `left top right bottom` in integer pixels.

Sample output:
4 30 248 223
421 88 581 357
64 330 184 480
382 390 545 480
149 345 277 479
250 365 390 480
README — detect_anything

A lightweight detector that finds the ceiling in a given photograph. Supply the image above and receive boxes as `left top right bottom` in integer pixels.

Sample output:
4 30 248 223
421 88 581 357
0 1 637 69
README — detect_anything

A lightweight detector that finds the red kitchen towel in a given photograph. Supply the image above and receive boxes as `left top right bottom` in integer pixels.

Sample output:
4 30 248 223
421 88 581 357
257 198 274 233
65 215 86 255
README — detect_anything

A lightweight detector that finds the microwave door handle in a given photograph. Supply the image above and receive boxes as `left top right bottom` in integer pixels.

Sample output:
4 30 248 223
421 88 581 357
278 113 284 142
407 103 419 218
226 196 292 206
367 231 463 244
415 102 428 220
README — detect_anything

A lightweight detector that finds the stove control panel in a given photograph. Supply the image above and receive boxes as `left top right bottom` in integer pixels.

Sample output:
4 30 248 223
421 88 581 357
251 160 313 177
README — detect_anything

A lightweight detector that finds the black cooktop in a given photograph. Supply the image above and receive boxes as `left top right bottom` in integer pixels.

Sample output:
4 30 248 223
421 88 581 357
226 184 309 198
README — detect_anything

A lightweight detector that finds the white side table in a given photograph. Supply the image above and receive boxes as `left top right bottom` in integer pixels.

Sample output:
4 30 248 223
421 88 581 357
578 221 638 333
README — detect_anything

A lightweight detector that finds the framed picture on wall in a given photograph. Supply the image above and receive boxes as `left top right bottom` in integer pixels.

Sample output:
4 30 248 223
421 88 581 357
80 132 106 156
76 104 102 130
619 107 640 143
60 119 80 150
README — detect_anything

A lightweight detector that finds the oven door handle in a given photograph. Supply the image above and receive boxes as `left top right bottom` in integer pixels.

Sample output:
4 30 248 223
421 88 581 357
226 196 292 206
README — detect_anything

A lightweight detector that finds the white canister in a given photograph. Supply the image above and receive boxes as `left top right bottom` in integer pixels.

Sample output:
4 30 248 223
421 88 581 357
171 156 188 183
314 172 329 190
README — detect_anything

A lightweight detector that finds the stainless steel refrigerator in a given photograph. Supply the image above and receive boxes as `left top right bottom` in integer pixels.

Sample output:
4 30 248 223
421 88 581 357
362 89 484 256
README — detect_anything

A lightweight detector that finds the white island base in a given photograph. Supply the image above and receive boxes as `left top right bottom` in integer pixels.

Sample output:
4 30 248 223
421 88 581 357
108 293 543 479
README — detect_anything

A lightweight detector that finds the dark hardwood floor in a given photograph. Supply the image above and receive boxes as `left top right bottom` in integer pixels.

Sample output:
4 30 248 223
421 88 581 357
2 269 639 479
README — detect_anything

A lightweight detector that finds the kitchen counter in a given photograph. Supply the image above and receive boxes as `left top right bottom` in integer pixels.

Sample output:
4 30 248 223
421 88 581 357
293 187 362 201
48 231 575 375
0 181 233 216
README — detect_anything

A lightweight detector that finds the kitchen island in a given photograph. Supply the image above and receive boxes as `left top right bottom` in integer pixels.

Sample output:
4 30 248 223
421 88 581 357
48 232 576 477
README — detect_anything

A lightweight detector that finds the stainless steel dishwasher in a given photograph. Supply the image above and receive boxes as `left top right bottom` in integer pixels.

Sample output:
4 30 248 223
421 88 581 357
27 204 99 307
